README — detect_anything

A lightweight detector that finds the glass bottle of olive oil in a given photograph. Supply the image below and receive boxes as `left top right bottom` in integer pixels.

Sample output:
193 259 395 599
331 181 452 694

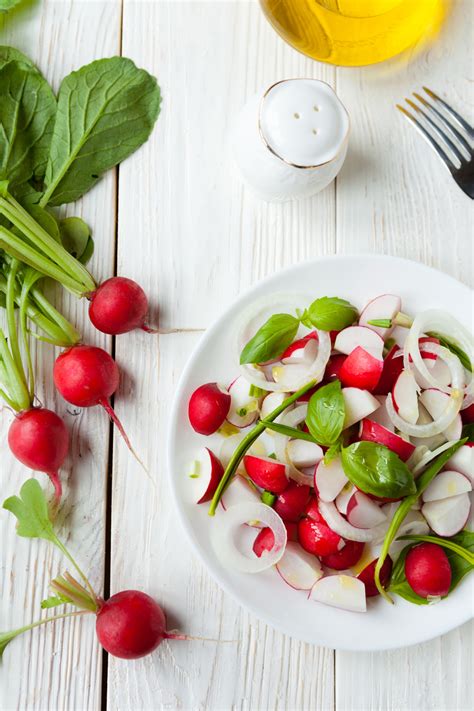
259 0 447 67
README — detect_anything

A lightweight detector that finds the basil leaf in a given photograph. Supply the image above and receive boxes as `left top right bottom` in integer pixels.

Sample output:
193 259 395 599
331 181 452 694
306 296 358 331
427 331 472 372
0 60 56 188
42 57 161 206
389 530 474 604
306 379 345 446
341 441 416 498
240 313 299 365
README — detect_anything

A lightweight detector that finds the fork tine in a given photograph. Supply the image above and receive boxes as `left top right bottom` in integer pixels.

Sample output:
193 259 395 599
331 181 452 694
423 87 474 139
413 92 472 156
406 98 466 165
396 104 455 171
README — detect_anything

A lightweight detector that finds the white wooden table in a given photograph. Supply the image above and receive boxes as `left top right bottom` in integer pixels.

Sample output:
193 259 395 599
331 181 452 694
0 1 473 709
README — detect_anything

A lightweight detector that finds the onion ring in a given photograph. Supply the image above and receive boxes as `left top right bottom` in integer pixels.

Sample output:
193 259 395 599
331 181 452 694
273 404 317 486
318 501 388 543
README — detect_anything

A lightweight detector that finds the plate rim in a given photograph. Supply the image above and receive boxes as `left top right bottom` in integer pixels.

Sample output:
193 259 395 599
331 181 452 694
167 254 473 650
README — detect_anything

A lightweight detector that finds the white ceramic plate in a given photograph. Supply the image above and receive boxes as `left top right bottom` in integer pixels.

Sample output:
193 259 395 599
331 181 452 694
168 255 473 651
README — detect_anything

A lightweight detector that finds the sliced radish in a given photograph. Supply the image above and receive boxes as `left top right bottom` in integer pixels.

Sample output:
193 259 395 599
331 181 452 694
359 419 415 462
274 482 311 522
253 521 298 557
227 376 260 428
297 513 343 557
309 575 367 612
369 396 395 432
212 503 287 573
221 475 260 511
260 391 291 426
414 355 452 391
321 540 365 571
318 501 387 543
392 370 419 424
446 445 474 483
243 454 289 493
336 482 357 515
188 382 231 435
281 335 318 364
357 556 393 597
420 389 462 441
335 326 384 360
287 439 324 468
410 403 446 450
191 448 225 504
342 387 380 428
375 347 404 396
346 491 387 529
421 493 471 537
276 541 323 590
339 347 384 392
219 433 267 473
314 457 348 502
359 294 401 339
422 470 472 502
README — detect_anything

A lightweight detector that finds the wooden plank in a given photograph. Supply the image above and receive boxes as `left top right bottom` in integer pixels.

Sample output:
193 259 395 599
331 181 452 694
0 2 120 708
111 3 336 707
335 2 473 709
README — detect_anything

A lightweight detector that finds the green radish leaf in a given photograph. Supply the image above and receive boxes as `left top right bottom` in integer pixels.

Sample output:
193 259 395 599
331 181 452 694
427 331 472 372
59 217 94 264
0 629 21 661
0 47 37 70
41 594 70 610
306 296 358 331
42 57 161 206
0 0 22 13
0 61 56 188
240 313 299 365
341 441 416 498
398 531 474 566
389 530 474 604
306 379 345 446
27 205 61 242
2 478 59 544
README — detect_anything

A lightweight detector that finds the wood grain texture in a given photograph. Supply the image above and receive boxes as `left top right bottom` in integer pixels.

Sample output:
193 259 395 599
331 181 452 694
0 2 120 709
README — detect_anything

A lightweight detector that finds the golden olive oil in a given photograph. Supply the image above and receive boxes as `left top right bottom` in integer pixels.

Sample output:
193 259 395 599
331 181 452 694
260 0 447 66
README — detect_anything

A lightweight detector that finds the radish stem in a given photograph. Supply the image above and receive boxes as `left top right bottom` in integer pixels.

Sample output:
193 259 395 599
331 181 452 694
208 380 317 516
0 611 90 660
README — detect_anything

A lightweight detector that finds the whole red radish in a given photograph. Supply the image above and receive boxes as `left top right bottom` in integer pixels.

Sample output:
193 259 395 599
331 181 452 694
404 543 452 599
89 277 153 335
357 556 393 596
96 590 172 659
253 522 298 557
321 540 365 570
298 512 342 557
274 483 311 522
53 345 135 455
8 408 69 501
188 383 231 435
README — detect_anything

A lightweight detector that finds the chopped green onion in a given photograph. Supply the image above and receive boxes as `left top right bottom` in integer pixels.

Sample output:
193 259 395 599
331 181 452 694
261 490 276 506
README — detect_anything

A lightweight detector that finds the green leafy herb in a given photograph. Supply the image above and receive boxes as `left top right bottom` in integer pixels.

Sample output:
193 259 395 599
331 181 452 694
323 440 342 465
0 61 56 189
306 379 345 446
427 331 472 372
389 530 474 605
0 0 22 14
41 57 161 206
240 313 299 365
59 217 94 265
0 47 37 70
41 594 70 610
261 490 276 506
341 441 416 499
306 296 358 331
374 439 466 601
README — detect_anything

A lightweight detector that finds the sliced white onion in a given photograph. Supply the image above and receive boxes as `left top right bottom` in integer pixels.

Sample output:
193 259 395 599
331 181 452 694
318 501 387 543
273 404 315 486
212 503 287 573
386 388 462 438
404 311 473 398
411 440 461 476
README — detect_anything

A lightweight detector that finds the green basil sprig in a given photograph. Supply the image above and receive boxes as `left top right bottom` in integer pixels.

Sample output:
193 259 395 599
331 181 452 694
341 441 416 499
240 313 299 365
374 439 466 602
389 530 474 605
305 296 358 331
306 379 345 446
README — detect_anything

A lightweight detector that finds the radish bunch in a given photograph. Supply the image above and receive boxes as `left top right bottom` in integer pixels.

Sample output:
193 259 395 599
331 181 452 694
187 293 473 612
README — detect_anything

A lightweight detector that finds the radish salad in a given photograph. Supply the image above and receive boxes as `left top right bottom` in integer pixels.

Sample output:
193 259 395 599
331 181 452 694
187 293 474 612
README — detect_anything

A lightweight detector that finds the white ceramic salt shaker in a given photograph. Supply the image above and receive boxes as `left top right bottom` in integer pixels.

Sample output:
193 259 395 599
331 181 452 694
231 79 350 202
